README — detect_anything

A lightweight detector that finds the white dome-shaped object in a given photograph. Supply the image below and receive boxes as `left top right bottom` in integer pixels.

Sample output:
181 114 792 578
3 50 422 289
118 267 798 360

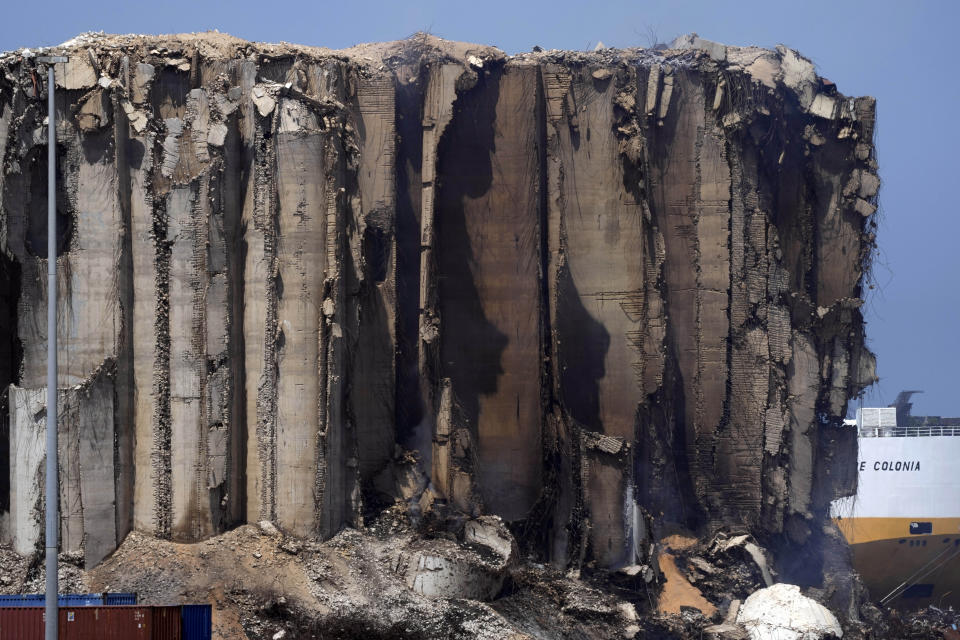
737 584 843 640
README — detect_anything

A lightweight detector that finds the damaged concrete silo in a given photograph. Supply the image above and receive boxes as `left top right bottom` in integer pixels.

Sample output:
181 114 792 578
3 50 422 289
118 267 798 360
0 33 876 582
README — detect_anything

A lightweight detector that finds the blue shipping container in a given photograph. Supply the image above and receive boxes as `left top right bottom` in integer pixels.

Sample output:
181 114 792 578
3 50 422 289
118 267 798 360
181 604 212 640
58 594 103 607
0 593 108 607
104 592 138 605
0 595 42 606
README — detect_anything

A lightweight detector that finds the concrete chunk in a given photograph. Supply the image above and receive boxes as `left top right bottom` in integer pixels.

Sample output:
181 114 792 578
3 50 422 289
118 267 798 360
854 197 877 217
809 93 838 119
858 171 880 198
54 57 97 90
207 121 228 146
252 85 277 117
776 45 816 108
671 33 728 61
737 584 842 640
132 62 154 104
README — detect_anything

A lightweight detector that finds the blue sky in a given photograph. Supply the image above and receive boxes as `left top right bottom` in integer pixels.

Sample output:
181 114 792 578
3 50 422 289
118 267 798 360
1 0 956 416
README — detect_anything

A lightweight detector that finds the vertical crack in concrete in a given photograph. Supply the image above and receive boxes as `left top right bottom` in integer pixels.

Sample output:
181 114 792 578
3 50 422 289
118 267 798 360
150 179 173 539
254 103 280 524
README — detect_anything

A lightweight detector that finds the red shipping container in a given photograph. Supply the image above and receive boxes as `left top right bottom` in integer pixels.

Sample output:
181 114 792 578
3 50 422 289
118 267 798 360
0 606 43 640
2 605 156 639
60 606 152 639
152 605 182 640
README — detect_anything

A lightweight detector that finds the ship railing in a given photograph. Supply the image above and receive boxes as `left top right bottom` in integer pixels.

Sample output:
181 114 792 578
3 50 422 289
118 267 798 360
859 425 960 437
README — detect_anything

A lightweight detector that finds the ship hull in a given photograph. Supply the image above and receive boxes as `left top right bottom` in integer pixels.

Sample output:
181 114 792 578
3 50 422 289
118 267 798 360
835 517 960 608
831 434 960 609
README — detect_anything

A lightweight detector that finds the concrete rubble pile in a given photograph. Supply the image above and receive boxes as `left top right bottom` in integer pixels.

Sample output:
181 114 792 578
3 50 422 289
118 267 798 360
737 583 842 640
0 30 881 637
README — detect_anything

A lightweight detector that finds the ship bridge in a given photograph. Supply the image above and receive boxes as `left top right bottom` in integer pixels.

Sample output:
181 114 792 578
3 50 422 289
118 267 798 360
855 407 960 438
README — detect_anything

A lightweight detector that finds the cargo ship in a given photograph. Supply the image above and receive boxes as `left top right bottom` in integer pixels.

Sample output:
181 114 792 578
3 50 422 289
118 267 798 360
830 392 960 609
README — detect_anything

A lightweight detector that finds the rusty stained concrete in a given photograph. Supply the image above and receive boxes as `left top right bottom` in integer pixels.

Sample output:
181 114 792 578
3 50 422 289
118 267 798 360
0 33 877 581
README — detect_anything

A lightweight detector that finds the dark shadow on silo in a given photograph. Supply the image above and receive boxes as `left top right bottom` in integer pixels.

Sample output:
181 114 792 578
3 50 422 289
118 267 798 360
435 68 508 433
555 264 608 433
25 145 72 259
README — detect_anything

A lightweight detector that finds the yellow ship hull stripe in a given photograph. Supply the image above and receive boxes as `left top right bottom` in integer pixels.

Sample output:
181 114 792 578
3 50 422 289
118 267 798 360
834 517 960 545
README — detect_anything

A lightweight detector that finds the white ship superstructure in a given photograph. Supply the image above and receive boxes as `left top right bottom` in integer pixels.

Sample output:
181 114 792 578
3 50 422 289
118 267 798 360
831 405 960 607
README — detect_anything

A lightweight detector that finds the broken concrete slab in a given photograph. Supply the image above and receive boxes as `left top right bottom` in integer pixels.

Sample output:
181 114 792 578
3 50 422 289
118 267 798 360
8 369 119 566
53 57 98 90
671 33 727 61
809 93 838 120
854 197 877 217
858 171 881 198
400 536 510 600
131 62 154 103
463 516 517 563
75 89 111 132
776 45 817 108
252 85 277 117
7 386 45 556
